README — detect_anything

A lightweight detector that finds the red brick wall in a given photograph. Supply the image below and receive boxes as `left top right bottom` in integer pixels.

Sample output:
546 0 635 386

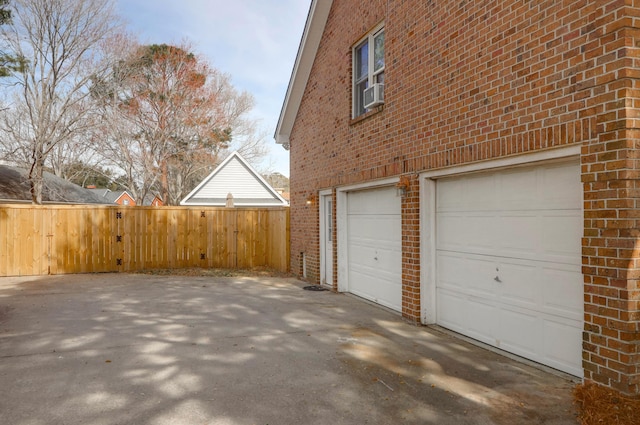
580 2 640 394
116 193 136 206
288 0 640 394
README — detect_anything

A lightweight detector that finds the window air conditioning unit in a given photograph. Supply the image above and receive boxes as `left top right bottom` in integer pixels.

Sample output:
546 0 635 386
363 83 384 109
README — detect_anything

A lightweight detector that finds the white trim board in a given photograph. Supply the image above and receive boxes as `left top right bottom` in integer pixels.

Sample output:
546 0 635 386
420 145 581 179
319 189 333 287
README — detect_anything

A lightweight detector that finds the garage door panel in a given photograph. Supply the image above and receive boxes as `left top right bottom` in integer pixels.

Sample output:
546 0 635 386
436 290 468 333
499 261 539 307
499 168 538 210
375 248 402 272
542 318 583 376
348 215 401 245
499 307 541 357
439 212 580 264
350 261 400 281
437 290 499 345
348 187 400 215
348 243 377 265
437 252 496 296
349 263 401 309
437 213 496 252
464 297 499 345
463 174 497 211
541 163 582 207
436 254 470 292
439 215 580 263
436 179 463 210
435 159 583 376
437 175 497 212
466 257 499 294
349 247 401 277
499 214 541 256
346 186 402 312
541 213 583 264
541 266 583 320
437 288 500 345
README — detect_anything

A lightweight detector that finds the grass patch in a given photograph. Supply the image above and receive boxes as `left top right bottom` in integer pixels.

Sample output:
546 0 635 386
573 381 640 425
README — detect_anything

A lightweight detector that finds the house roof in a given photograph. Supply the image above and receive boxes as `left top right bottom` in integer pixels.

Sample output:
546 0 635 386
88 189 135 204
274 0 333 150
0 165 110 204
88 188 112 198
180 151 289 207
105 190 127 203
142 194 162 206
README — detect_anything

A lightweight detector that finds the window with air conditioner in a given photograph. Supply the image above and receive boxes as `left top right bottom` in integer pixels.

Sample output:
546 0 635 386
353 24 384 118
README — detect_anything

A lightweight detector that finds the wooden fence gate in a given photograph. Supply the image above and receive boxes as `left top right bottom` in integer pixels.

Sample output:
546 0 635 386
0 205 290 277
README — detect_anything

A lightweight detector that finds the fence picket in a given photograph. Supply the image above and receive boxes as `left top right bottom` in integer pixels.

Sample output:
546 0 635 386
0 205 289 277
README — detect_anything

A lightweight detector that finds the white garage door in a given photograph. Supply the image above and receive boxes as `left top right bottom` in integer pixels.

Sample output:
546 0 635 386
436 159 583 376
347 186 402 311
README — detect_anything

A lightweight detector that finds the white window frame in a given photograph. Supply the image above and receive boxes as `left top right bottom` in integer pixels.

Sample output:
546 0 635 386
352 23 385 118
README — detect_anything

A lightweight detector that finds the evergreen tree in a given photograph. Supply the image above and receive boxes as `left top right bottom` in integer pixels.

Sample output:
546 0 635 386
0 0 26 77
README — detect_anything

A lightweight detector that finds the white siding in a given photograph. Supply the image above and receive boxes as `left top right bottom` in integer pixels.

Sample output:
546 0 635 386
181 152 288 206
195 157 274 200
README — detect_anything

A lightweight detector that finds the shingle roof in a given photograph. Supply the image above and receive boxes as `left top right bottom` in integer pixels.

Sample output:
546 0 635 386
0 165 110 204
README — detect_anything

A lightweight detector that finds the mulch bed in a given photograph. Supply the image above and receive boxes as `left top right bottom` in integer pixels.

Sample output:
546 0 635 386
573 382 640 425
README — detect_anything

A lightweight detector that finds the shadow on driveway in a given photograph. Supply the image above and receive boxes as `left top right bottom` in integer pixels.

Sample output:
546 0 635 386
0 274 578 424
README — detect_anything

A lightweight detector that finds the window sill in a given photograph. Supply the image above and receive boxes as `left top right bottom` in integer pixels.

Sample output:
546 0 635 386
350 104 384 125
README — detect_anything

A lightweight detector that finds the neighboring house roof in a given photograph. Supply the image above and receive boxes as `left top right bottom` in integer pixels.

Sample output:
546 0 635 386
104 190 126 204
147 195 163 207
141 194 161 206
0 165 109 204
110 191 134 205
180 151 289 207
87 188 135 205
89 188 111 198
88 189 162 206
275 0 333 149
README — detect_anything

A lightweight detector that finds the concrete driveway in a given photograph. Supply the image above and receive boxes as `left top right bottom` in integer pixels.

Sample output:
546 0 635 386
0 274 578 424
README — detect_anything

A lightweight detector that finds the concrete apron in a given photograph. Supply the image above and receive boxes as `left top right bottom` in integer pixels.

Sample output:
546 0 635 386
0 274 578 425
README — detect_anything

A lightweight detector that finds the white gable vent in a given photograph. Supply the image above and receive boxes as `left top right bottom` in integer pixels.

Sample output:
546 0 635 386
364 83 384 109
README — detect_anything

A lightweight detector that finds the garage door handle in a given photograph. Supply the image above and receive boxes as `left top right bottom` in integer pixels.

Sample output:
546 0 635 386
374 256 378 261
494 276 502 283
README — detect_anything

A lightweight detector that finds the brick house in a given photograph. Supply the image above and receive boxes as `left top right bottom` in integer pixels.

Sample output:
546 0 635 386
276 0 640 394
87 188 136 206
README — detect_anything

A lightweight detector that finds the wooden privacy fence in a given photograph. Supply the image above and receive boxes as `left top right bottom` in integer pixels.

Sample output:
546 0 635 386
0 205 290 277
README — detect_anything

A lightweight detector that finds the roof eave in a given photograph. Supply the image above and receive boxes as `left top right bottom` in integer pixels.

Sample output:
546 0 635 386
274 0 333 150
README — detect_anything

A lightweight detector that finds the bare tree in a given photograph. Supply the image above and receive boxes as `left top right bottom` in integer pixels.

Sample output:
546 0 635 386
0 0 119 204
84 32 157 203
91 41 264 205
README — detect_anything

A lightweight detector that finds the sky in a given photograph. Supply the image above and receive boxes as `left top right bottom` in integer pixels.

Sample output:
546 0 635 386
115 0 311 177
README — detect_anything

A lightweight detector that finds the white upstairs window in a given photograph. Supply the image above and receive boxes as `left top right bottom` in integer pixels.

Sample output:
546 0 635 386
353 24 385 118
